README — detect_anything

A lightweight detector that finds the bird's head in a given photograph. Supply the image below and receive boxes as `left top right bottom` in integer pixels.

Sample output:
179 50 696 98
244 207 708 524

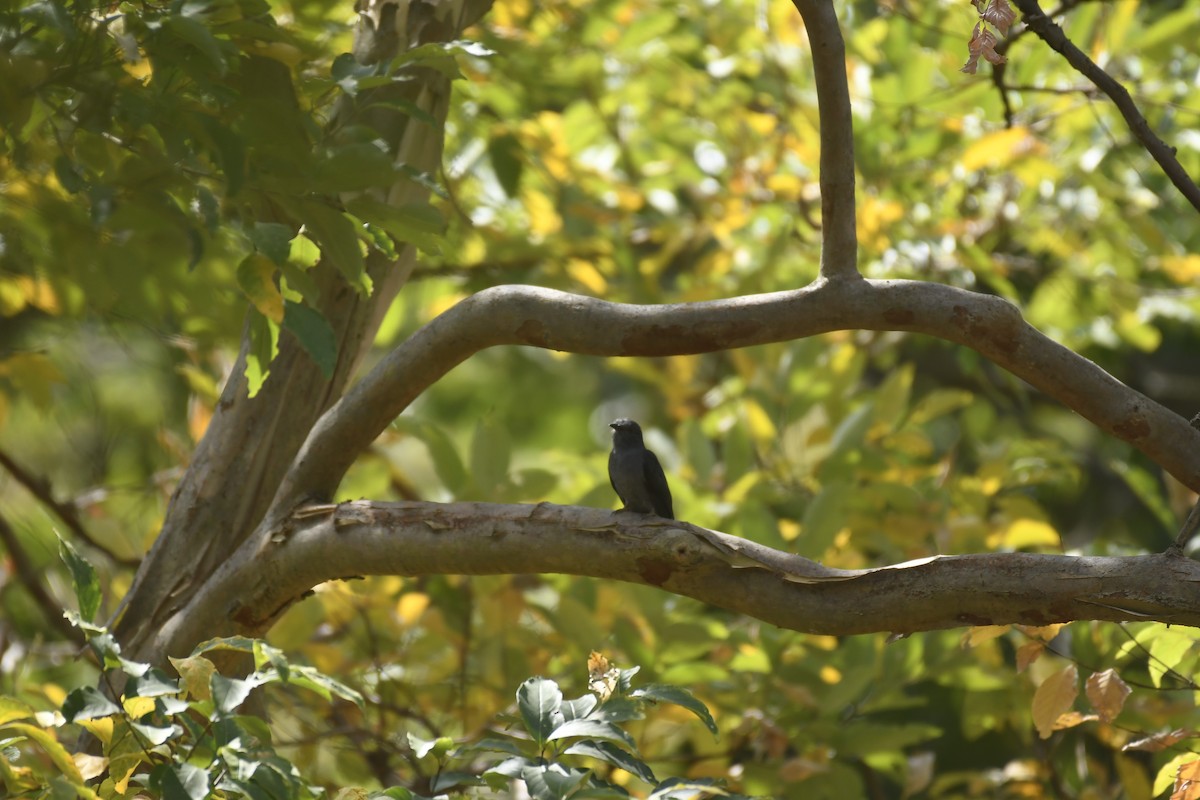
609 418 645 446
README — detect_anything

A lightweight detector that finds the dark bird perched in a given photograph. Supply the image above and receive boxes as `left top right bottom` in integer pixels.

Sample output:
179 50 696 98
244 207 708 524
608 419 674 519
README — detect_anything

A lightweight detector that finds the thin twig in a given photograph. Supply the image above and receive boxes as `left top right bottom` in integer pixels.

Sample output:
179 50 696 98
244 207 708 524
1010 0 1200 214
0 448 140 567
0 513 82 641
1170 497 1200 552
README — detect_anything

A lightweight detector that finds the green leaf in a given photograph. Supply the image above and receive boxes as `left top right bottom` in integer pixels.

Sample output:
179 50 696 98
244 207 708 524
162 15 230 75
296 201 369 293
517 677 563 749
251 222 296 266
282 300 337 379
470 417 512 497
211 673 262 716
800 481 851 558
195 113 246 196
521 762 588 800
128 669 182 698
345 197 446 254
488 133 523 197
561 694 598 722
61 686 120 722
244 310 278 397
57 534 100 622
53 156 86 193
150 761 210 800
360 96 440 127
407 731 437 759
1109 459 1176 531
312 143 397 192
190 635 260 655
253 640 290 680
281 664 365 709
0 696 36 725
631 684 718 735
564 739 656 785
872 363 914 433
391 418 468 494
130 720 181 746
548 719 636 750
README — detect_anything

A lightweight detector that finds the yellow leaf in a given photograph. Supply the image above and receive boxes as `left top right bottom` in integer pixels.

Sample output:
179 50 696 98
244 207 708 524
113 761 139 794
170 655 215 701
819 665 842 684
743 399 778 442
1162 255 1200 284
1087 668 1131 723
18 276 59 314
566 258 608 294
77 717 113 745
1018 623 1066 642
1032 664 1078 739
963 625 1010 648
961 126 1042 172
778 519 801 542
988 518 1060 550
521 187 562 237
1053 711 1098 730
237 253 285 323
396 592 430 625
122 696 156 719
0 277 25 315
0 352 65 407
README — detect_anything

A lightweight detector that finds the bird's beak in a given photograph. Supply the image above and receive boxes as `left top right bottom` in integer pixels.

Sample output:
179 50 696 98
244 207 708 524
609 422 617 429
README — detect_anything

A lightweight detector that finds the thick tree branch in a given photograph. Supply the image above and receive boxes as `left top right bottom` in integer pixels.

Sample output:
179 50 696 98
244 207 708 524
147 501 1200 660
791 0 858 278
1011 0 1200 214
113 0 495 648
278 279 1200 513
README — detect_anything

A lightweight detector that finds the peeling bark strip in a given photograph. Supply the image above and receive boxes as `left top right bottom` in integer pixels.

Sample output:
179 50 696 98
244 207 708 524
146 502 1200 658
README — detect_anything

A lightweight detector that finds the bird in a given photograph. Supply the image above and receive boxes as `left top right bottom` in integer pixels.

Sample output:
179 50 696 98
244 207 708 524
608 418 674 519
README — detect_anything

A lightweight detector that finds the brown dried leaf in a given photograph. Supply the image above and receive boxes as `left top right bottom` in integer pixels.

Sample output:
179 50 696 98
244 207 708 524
1086 668 1132 723
1032 664 1078 739
983 0 1017 35
1173 760 1200 800
1017 623 1066 642
1054 711 1099 730
1016 641 1044 673
1124 728 1198 753
979 27 1008 66
961 23 983 74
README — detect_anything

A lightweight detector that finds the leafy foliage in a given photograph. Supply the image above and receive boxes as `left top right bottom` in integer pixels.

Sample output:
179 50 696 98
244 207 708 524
3 0 1200 797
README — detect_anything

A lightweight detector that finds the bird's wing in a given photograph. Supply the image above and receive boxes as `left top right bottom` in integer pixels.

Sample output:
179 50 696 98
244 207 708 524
642 450 674 519
608 449 625 504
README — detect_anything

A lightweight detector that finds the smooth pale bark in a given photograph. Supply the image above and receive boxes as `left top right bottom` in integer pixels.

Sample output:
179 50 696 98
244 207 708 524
278 278 1200 514
146 501 1200 659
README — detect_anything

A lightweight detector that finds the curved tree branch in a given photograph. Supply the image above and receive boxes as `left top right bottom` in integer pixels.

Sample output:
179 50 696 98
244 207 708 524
147 501 1200 660
1011 0 1200 214
791 0 858 278
277 278 1200 514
